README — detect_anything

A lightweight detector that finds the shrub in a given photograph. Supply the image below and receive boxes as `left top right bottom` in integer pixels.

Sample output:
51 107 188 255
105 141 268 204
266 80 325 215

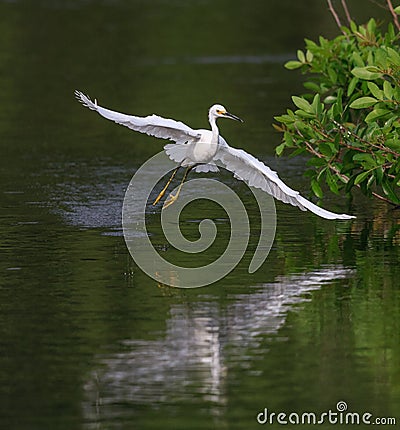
274 5 400 206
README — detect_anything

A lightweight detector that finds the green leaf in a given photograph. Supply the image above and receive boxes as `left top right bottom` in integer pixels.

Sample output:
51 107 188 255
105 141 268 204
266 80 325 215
394 5 400 14
345 174 357 193
319 143 335 157
319 36 328 47
357 26 367 37
295 110 316 119
375 49 388 69
365 108 390 123
349 96 378 109
297 49 305 63
387 47 400 66
307 157 326 167
311 178 323 198
274 115 290 125
305 38 318 50
283 131 294 147
341 25 352 36
354 171 370 185
367 51 374 66
394 86 400 102
293 120 310 134
385 139 400 151
382 179 400 203
292 96 313 113
353 153 376 167
351 67 381 80
383 81 393 100
285 61 303 70
367 175 375 189
347 77 359 97
352 52 364 67
311 94 322 116
335 89 343 115
367 82 383 100
306 49 314 62
275 143 285 156
326 170 339 194
328 67 337 84
388 23 395 40
375 166 384 185
317 166 327 181
324 95 337 104
303 81 320 92
290 147 306 157
367 18 376 34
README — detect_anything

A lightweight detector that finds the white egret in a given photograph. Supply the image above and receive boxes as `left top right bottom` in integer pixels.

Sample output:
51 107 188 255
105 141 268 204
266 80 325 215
75 90 355 220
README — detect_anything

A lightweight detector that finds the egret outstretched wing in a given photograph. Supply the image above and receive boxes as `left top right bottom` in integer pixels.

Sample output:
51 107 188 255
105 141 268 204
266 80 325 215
75 91 201 145
215 144 355 220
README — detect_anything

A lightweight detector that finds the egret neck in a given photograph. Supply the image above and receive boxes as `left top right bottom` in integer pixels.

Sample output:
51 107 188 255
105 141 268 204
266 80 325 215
209 110 220 145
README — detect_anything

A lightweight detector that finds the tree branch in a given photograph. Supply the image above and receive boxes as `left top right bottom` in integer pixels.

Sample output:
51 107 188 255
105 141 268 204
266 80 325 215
341 0 352 25
387 0 400 31
327 0 343 30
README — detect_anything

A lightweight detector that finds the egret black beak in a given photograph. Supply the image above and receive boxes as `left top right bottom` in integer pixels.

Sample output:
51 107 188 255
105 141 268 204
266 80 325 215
225 111 243 123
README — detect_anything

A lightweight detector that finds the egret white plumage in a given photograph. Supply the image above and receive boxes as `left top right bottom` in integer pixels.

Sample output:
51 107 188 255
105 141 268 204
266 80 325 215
75 90 355 220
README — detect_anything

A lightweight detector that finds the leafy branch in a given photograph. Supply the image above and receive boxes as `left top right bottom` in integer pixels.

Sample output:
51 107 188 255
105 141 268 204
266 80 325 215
274 2 400 206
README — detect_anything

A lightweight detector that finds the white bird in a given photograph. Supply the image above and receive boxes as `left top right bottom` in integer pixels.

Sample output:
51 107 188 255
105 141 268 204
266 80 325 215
75 90 355 220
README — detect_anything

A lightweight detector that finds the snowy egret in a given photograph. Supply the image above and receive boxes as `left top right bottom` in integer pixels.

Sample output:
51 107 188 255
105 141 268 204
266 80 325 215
75 90 355 220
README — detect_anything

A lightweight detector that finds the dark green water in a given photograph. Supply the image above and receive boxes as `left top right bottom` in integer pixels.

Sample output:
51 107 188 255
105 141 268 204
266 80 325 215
0 1 399 429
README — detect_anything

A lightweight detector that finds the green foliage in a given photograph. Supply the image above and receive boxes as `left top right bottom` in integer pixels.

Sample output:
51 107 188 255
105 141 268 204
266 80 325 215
274 18 400 205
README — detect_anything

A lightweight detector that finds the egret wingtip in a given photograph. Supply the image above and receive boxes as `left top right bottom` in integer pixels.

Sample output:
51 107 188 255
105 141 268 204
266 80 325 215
75 90 98 111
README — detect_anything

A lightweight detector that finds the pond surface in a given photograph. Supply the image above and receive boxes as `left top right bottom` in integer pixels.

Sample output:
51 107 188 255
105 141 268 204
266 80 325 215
0 1 399 429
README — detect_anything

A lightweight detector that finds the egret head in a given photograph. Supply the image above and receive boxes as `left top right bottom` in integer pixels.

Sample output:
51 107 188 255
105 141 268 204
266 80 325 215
209 104 243 122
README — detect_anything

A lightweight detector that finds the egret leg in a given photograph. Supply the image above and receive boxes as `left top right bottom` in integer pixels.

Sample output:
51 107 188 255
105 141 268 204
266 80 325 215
152 167 179 206
163 166 193 209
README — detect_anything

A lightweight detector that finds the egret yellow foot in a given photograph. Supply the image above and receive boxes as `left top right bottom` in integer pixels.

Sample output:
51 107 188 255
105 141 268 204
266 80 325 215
162 166 192 209
163 193 179 209
152 167 178 206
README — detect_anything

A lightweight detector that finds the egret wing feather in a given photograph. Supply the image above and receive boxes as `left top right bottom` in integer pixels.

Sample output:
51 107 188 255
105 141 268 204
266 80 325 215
215 143 355 220
75 91 201 144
